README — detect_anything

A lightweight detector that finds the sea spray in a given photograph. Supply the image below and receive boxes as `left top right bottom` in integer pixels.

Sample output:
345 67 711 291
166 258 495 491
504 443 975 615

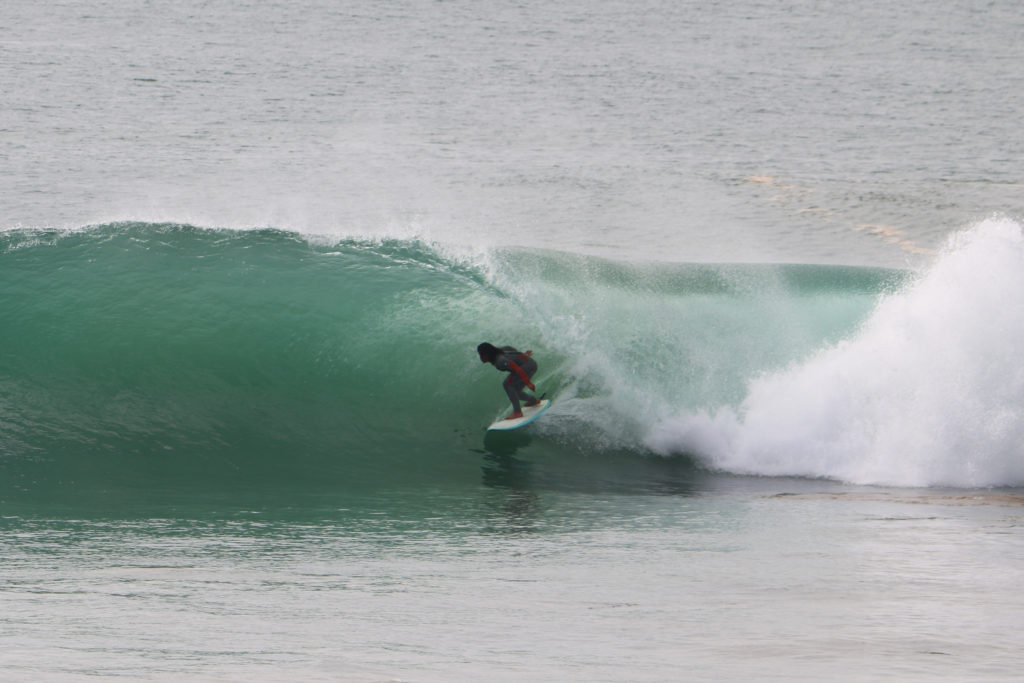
484 249 898 448
647 218 1024 488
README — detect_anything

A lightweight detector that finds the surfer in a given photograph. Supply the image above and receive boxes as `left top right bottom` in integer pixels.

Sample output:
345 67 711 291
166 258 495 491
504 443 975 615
477 343 541 420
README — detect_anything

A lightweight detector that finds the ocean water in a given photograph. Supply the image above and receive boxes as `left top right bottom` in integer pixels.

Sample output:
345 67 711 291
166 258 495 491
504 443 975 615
2 0 1023 680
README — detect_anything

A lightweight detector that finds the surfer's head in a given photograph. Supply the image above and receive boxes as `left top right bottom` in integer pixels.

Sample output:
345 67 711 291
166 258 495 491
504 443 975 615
477 342 499 363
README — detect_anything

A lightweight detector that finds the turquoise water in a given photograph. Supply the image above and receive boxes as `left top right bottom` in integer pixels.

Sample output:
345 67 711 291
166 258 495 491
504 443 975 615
1 223 904 506
3 224 1022 680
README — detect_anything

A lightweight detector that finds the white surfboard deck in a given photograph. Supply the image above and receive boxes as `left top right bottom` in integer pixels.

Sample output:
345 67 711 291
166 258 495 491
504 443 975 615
487 399 551 431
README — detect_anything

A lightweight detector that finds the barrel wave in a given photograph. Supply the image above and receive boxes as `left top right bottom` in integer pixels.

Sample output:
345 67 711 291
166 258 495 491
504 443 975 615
2 220 1021 498
1 223 513 500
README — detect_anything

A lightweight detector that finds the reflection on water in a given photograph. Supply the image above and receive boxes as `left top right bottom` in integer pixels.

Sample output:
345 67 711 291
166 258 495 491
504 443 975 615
480 429 704 498
482 429 534 457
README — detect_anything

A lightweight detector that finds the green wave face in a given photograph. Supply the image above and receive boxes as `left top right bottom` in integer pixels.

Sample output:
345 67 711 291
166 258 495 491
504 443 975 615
0 223 899 501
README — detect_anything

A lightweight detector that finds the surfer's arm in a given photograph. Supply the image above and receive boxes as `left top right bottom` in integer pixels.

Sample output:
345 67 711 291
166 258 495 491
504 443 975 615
507 361 536 391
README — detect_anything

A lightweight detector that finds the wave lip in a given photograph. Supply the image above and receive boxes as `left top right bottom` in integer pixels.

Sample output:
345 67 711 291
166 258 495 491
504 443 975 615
648 218 1024 488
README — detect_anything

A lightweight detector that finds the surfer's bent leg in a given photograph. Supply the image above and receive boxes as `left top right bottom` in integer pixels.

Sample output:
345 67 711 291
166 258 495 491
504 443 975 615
503 357 538 412
504 375 525 413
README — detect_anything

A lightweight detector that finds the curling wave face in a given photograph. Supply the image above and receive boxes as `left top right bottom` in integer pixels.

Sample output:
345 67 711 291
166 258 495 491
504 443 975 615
2 219 1019 493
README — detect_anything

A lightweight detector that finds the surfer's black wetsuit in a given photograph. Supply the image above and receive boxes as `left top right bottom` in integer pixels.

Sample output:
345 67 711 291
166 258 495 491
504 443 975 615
493 346 538 413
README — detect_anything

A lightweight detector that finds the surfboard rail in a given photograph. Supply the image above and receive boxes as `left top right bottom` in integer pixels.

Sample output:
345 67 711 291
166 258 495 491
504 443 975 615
487 399 551 431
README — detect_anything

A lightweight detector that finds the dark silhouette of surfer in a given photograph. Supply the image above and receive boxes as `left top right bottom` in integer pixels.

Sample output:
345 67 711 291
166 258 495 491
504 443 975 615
477 343 540 420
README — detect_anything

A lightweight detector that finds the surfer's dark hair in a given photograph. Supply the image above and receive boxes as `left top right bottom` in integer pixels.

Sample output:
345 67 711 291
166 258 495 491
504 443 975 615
477 342 500 363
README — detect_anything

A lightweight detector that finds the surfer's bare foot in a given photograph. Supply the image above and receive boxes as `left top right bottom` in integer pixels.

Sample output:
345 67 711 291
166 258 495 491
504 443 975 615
505 411 524 420
524 400 540 407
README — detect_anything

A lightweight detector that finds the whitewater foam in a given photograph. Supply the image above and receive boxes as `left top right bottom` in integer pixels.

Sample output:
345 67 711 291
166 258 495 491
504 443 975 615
647 218 1024 488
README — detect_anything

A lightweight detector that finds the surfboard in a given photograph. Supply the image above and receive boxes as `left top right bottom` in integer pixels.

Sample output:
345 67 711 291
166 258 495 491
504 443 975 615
487 399 551 431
